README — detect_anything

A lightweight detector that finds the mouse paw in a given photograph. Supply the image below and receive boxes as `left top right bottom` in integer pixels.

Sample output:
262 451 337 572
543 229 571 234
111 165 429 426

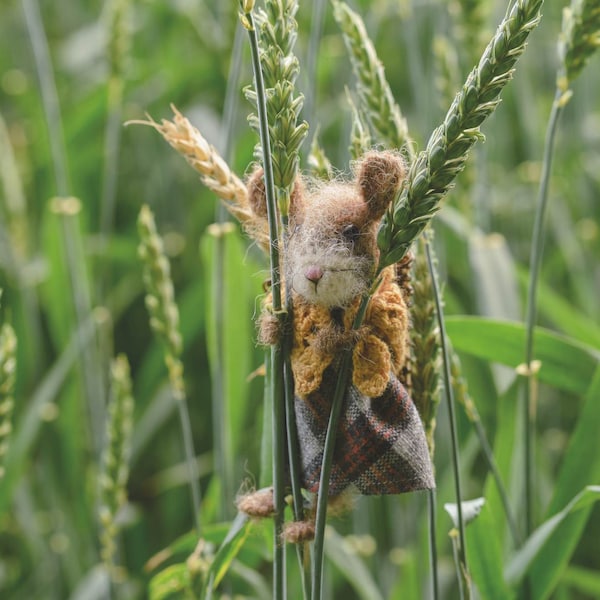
258 311 282 345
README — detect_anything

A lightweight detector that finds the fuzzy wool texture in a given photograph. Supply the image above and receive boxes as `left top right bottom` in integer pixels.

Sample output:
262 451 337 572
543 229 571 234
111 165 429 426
236 487 275 519
282 520 316 544
249 150 433 507
285 181 376 308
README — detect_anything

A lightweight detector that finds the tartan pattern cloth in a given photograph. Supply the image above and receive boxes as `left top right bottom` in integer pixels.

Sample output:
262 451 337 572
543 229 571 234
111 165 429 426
295 366 435 496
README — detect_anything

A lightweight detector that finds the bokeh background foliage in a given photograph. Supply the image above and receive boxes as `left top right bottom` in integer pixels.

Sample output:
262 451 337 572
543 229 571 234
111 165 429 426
0 0 599 598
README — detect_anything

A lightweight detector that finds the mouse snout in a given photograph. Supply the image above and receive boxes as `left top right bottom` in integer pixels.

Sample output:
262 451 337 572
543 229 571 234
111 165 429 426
304 265 324 284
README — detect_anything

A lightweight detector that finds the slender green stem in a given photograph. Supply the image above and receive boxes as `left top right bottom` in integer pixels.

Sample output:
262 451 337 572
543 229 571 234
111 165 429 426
304 0 326 140
450 532 466 600
24 0 106 459
21 0 69 196
283 283 310 599
477 414 521 545
425 241 469 597
245 15 282 312
211 230 229 521
311 291 372 600
428 488 439 600
523 90 563 540
473 408 521 547
311 349 352 600
210 22 245 522
284 348 310 600
173 387 202 534
451 349 521 546
100 78 123 237
244 9 286 598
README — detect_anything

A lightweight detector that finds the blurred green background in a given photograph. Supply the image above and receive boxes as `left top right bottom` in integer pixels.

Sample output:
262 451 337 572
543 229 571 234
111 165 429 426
1 0 599 598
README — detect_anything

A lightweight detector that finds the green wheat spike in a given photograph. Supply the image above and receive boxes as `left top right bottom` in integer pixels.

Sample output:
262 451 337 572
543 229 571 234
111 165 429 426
378 0 544 268
557 0 600 101
333 0 410 152
410 237 442 456
346 89 372 161
137 204 184 396
308 130 334 180
245 0 308 214
0 319 17 479
99 354 134 572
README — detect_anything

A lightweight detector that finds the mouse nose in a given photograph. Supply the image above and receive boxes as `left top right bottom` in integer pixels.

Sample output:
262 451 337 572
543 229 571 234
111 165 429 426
305 265 324 284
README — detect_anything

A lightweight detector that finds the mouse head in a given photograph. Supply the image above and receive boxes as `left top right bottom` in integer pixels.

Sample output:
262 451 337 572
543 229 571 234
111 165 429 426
247 151 405 308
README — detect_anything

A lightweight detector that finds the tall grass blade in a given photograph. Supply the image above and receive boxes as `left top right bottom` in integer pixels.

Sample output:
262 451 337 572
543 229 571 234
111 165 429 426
526 367 600 599
21 0 69 195
240 4 286 597
24 0 106 458
99 0 131 238
426 241 470 597
505 485 600 589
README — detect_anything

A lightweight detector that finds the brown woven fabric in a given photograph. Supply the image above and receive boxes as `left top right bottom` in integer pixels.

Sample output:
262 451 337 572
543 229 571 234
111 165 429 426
295 365 435 496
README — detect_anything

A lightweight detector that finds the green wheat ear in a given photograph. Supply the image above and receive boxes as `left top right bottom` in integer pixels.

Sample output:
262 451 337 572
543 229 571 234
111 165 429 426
308 130 334 180
245 0 308 215
377 0 544 268
410 237 441 457
333 0 410 153
0 318 17 479
137 204 184 396
99 354 134 574
557 0 600 102
137 203 202 530
346 90 372 161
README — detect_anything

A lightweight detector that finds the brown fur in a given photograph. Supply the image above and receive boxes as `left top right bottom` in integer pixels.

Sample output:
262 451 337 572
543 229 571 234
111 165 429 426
250 151 410 398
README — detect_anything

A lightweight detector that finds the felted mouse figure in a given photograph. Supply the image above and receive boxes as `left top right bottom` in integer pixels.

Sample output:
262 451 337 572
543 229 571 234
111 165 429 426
240 150 434 536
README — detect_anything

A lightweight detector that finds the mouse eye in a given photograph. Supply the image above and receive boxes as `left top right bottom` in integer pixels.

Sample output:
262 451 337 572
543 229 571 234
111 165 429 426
342 224 360 243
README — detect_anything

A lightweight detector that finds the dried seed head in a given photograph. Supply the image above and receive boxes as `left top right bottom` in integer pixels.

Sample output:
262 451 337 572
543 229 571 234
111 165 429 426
130 107 269 250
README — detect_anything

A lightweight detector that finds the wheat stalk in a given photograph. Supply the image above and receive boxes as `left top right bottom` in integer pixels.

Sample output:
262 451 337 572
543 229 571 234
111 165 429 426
131 108 269 249
378 0 544 268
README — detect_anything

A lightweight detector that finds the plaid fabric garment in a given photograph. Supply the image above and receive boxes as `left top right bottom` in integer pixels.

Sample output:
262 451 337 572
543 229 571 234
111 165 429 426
295 366 435 496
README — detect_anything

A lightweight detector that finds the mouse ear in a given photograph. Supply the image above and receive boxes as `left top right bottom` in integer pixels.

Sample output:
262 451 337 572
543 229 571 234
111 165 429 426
247 167 268 219
288 176 305 225
357 151 406 222
247 168 305 225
